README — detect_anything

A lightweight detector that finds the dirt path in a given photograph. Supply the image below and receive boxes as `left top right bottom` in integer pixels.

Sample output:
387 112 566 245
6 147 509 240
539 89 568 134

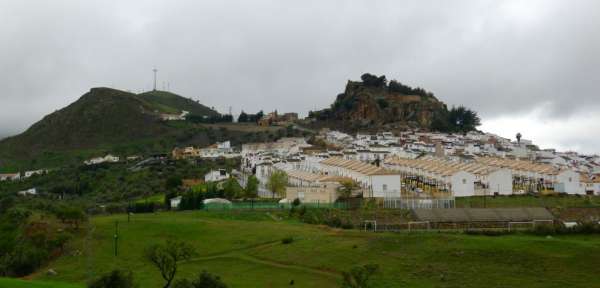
185 241 340 279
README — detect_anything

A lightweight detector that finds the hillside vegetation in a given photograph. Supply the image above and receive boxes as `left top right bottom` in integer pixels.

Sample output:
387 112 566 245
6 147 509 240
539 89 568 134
0 88 305 171
32 211 600 288
138 90 219 117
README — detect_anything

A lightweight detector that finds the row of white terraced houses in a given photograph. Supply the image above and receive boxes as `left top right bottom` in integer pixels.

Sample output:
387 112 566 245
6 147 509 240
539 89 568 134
382 156 583 196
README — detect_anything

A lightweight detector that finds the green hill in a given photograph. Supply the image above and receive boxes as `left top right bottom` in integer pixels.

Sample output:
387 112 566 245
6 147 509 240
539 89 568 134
0 88 220 170
0 87 304 171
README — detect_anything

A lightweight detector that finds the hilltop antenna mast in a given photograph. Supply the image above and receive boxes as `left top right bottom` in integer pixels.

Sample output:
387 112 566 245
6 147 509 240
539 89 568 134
152 68 158 91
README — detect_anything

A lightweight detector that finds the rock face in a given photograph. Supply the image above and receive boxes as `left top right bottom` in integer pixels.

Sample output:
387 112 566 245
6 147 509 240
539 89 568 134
314 78 448 131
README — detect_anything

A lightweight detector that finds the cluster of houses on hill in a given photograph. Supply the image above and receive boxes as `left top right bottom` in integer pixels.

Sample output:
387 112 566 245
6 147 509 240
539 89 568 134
257 111 298 127
0 169 48 182
234 130 600 204
172 141 240 159
4 128 600 204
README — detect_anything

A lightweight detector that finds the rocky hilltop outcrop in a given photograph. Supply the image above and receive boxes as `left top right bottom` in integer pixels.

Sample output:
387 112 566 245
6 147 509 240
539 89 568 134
309 73 452 132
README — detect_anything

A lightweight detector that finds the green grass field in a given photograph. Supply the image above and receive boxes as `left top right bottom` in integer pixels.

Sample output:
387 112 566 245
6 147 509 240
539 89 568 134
0 278 83 288
31 210 600 288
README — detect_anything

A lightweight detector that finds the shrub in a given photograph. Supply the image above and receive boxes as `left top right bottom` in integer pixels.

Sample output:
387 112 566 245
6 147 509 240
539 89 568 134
342 264 379 288
341 222 354 230
0 242 48 277
174 271 227 288
325 215 342 228
88 269 136 288
281 236 294 244
464 230 514 236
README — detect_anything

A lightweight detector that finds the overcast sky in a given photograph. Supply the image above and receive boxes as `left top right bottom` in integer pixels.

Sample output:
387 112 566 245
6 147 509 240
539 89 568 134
1 0 599 153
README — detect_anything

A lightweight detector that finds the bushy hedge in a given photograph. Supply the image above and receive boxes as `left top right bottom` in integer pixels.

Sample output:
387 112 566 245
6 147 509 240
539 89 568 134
531 222 600 235
293 208 354 229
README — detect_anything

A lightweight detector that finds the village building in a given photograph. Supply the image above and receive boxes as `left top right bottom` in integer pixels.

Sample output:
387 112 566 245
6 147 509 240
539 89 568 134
317 157 401 198
0 173 20 181
17 188 37 196
84 154 120 165
204 169 230 182
282 170 352 203
169 196 182 209
23 169 48 178
160 110 189 121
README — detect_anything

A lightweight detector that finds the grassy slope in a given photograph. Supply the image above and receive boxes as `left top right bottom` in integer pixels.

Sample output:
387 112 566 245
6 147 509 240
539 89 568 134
0 278 82 288
456 195 600 208
138 90 219 117
34 211 600 288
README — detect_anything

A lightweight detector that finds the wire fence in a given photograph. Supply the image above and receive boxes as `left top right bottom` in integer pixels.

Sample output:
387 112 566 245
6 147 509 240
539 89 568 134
203 201 349 210
382 197 455 209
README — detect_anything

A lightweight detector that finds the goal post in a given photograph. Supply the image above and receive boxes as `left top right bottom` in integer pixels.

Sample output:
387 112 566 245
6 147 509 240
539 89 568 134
363 220 377 232
407 221 430 232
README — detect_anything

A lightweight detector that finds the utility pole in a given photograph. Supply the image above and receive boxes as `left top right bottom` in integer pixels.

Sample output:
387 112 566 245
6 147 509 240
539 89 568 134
153 68 158 91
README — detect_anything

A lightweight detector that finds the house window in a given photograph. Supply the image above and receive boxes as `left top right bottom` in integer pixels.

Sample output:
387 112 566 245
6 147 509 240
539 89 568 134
462 179 466 184
568 177 572 182
382 184 387 191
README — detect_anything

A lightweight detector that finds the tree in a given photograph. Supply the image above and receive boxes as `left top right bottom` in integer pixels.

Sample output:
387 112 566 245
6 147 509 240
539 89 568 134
245 175 259 199
166 176 183 190
267 171 288 198
237 111 248 123
360 73 387 87
447 106 481 133
146 240 196 288
222 177 243 199
54 205 86 229
341 264 379 288
173 271 228 288
88 270 136 288
337 180 359 199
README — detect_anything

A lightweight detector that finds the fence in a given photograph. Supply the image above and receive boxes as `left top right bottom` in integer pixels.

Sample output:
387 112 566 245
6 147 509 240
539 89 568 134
203 201 348 210
382 197 455 209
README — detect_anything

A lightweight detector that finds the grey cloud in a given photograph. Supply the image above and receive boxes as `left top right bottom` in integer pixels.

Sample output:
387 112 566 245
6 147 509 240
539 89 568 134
1 0 599 149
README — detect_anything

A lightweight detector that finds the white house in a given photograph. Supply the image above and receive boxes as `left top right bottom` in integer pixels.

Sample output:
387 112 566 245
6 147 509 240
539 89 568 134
24 169 48 178
369 172 402 198
85 154 120 165
160 110 189 121
448 171 476 197
554 169 582 195
317 157 401 198
204 169 230 182
485 169 513 195
17 188 37 196
0 173 20 181
170 196 182 209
